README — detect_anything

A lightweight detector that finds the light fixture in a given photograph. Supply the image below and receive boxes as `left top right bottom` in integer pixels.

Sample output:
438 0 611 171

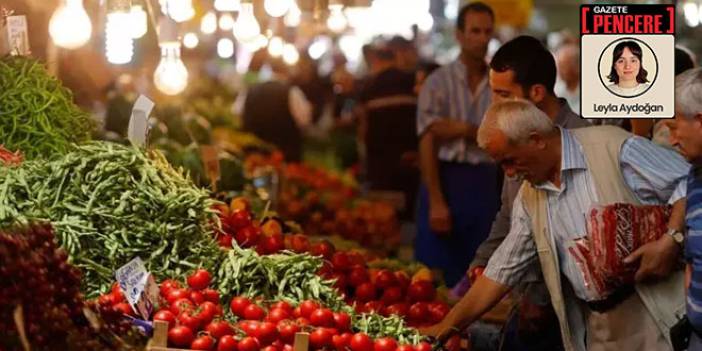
264 0 292 18
326 4 347 33
219 13 235 31
183 32 199 49
129 5 148 38
105 11 134 64
217 38 235 58
154 19 188 95
282 43 299 65
267 36 284 57
214 0 241 12
284 0 301 27
684 2 700 27
233 3 261 43
201 11 218 34
49 0 93 49
308 36 330 60
159 0 195 23
417 12 434 32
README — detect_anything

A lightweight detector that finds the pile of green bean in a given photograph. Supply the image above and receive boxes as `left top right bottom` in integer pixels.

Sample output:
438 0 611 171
0 141 221 297
0 56 93 159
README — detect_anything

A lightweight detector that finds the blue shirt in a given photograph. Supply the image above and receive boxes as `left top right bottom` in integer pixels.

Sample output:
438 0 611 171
685 165 702 331
484 128 689 301
416 59 492 164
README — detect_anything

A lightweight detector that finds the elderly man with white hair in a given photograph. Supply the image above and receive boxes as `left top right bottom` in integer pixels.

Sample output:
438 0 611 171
421 100 690 351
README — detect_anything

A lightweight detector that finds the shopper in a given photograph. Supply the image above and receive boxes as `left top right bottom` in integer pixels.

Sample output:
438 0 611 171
422 100 689 351
669 68 702 349
469 35 590 351
415 2 498 287
554 43 580 113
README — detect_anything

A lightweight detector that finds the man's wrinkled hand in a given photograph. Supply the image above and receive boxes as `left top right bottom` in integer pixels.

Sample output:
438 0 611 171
428 120 472 141
624 234 681 283
430 200 452 235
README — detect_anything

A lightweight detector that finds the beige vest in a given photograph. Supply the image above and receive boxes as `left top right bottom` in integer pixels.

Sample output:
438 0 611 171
520 126 685 351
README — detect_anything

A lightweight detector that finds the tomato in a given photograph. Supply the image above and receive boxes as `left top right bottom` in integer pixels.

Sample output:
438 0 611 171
375 270 397 289
407 281 435 303
113 302 134 316
187 269 212 291
381 286 403 305
350 333 374 351
310 240 335 260
374 337 397 351
111 288 125 304
330 272 348 291
261 346 279 351
407 302 429 324
266 308 291 323
394 271 411 290
243 303 266 320
98 293 114 307
310 308 335 327
354 282 377 302
445 335 461 351
298 300 320 319
260 234 285 254
332 332 353 351
235 225 261 248
230 197 251 212
414 342 432 351
397 345 415 351
203 288 220 303
270 301 293 315
199 301 221 324
347 252 366 267
230 296 252 317
237 337 261 351
348 266 370 287
333 312 351 331
171 298 195 315
331 252 351 271
295 317 310 327
217 335 238 351
363 301 384 313
427 302 450 324
255 321 279 346
218 234 234 248
229 209 253 230
179 310 203 331
168 325 195 347
310 328 334 349
190 290 206 305
166 288 191 305
191 335 216 350
277 320 300 344
206 320 234 339
290 234 310 253
239 320 260 336
153 309 177 328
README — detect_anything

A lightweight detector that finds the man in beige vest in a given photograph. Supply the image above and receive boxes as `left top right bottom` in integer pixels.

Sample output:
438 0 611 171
421 100 689 351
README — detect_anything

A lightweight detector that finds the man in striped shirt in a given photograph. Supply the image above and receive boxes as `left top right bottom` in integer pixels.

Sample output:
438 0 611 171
415 2 498 287
421 100 689 351
669 68 702 349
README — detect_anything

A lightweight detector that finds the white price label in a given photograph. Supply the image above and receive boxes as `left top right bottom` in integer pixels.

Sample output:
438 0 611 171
128 95 155 147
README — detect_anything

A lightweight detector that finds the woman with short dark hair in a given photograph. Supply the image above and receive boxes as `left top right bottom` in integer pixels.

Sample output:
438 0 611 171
606 40 650 97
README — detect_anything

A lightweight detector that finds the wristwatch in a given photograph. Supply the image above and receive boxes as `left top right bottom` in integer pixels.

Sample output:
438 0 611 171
667 228 685 249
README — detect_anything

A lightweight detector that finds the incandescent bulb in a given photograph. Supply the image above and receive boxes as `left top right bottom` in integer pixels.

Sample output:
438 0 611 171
282 43 299 65
264 0 292 18
105 11 133 64
49 0 93 49
219 13 235 31
268 36 284 57
129 5 148 38
284 1 301 27
201 11 217 34
234 3 261 43
153 42 188 95
217 38 235 58
326 4 347 33
183 32 199 49
214 0 241 12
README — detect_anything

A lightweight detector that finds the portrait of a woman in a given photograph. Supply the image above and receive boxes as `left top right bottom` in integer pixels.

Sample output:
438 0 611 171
606 40 651 97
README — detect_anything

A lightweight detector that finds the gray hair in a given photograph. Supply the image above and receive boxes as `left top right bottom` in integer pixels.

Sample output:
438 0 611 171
477 99 555 148
676 67 702 119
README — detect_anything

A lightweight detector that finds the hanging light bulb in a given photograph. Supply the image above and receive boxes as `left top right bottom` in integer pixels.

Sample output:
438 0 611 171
160 0 195 23
267 36 284 57
215 0 241 12
326 4 347 33
282 43 299 65
183 32 199 49
49 0 93 49
684 2 700 27
129 5 148 38
154 42 188 95
284 1 301 27
201 11 217 34
417 12 434 32
219 13 235 30
308 36 330 60
233 3 261 43
264 0 292 18
105 10 134 64
217 38 235 58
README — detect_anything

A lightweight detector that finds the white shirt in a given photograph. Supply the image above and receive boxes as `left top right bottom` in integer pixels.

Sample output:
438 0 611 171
607 83 650 97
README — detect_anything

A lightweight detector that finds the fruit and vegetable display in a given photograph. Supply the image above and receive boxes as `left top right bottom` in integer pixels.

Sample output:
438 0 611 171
0 56 94 160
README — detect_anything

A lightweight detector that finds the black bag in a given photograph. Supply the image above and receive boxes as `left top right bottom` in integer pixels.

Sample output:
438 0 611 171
670 315 692 351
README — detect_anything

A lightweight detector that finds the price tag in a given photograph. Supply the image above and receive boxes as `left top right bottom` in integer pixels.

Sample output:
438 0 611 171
128 95 155 147
115 257 159 320
1 15 30 56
